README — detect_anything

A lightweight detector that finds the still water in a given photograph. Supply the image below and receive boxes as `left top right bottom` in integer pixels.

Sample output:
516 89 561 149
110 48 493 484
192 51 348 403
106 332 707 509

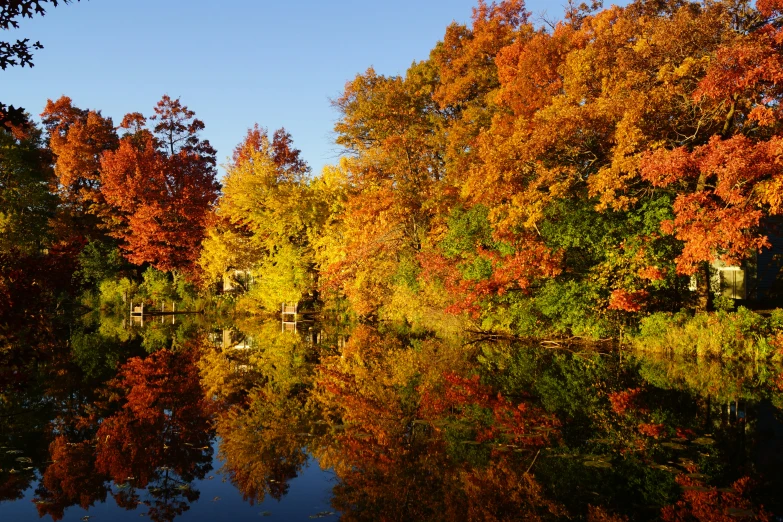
1 310 782 521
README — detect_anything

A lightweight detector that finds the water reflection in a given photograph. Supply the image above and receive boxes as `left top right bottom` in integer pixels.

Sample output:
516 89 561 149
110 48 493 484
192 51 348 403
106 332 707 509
0 308 782 521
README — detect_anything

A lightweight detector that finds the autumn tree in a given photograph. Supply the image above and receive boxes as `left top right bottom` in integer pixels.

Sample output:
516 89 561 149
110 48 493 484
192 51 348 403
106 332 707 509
326 60 449 316
199 125 320 310
430 0 529 174
101 95 220 272
40 96 118 243
41 96 117 205
635 0 783 309
324 0 570 324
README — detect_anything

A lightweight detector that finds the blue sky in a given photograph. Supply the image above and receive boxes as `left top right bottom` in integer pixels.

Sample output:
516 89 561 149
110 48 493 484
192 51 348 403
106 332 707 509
4 0 592 177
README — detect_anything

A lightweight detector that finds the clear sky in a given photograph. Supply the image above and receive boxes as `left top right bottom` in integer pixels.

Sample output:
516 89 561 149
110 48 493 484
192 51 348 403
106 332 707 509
4 0 589 177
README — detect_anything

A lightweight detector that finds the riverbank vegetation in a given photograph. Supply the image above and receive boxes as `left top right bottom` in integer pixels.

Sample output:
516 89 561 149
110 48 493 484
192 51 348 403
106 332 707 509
4 0 783 355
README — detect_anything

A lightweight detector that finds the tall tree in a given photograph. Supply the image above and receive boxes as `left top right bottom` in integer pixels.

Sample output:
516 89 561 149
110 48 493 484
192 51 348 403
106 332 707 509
327 61 448 316
41 96 118 206
101 96 220 272
41 96 118 242
636 0 783 309
200 125 319 309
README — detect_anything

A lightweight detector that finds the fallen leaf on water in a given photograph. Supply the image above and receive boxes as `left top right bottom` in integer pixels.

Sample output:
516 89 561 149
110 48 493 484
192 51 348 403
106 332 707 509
651 464 678 473
661 443 687 450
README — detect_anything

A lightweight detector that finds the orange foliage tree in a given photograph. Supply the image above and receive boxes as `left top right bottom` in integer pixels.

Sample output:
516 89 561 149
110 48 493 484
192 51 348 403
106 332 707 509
40 96 119 241
41 96 118 208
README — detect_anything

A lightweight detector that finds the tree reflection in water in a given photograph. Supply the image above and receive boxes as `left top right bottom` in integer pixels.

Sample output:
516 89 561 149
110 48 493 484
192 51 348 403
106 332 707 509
209 319 318 504
2 312 782 521
33 347 214 522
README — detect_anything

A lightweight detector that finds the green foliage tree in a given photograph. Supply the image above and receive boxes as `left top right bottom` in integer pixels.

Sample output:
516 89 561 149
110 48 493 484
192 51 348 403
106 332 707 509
0 122 55 254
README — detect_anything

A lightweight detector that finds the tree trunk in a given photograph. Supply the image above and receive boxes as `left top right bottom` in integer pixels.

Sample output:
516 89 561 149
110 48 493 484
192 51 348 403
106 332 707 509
694 167 712 313
695 260 712 312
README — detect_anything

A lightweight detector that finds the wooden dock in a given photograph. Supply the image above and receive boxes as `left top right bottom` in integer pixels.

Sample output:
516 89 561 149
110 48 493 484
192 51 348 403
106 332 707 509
281 301 316 333
129 301 200 326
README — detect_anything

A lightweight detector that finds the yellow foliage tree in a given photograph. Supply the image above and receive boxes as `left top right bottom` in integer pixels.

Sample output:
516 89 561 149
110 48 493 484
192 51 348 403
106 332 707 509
199 126 325 312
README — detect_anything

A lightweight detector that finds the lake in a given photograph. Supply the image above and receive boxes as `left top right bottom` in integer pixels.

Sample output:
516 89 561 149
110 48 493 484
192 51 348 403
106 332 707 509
1 310 782 521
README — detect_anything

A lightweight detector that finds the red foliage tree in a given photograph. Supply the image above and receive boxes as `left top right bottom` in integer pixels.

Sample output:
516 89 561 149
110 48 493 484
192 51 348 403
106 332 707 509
640 136 783 276
100 95 220 271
